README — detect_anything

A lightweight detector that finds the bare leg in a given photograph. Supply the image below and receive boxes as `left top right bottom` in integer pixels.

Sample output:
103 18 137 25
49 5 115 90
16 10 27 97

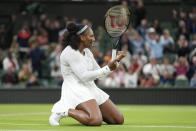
68 99 102 126
99 99 124 125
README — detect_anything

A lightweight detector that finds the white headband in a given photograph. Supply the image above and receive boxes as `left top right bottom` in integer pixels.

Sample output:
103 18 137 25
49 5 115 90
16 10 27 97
76 25 88 35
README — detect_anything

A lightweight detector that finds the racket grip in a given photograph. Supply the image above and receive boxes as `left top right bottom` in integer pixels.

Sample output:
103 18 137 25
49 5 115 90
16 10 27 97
112 49 117 61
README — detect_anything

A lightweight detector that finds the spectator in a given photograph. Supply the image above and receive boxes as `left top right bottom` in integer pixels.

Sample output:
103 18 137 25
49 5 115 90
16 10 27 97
176 35 190 58
189 33 196 51
159 57 175 86
129 57 140 72
174 57 189 80
133 50 147 65
28 38 45 78
119 32 132 54
10 35 19 59
143 57 160 83
135 0 146 27
187 56 196 80
140 73 156 88
3 51 19 71
160 29 175 53
99 72 120 88
17 23 31 60
176 20 190 40
50 44 62 79
37 28 48 49
152 19 162 34
136 19 148 39
120 44 132 69
18 64 32 84
129 32 145 55
48 20 61 44
113 64 126 87
1 66 18 86
146 28 171 60
124 63 143 88
190 72 196 87
26 74 40 88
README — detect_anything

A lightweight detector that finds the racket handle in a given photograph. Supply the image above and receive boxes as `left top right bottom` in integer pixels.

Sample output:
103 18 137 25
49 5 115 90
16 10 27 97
112 49 117 61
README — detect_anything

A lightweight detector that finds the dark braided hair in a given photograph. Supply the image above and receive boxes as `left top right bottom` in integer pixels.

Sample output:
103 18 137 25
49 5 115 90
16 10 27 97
62 23 88 50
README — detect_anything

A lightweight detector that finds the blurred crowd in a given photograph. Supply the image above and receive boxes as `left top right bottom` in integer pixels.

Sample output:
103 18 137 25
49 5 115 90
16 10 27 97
0 0 196 88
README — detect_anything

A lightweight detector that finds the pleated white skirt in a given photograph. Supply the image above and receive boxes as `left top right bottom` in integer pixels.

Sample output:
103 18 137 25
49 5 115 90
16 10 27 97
51 75 109 113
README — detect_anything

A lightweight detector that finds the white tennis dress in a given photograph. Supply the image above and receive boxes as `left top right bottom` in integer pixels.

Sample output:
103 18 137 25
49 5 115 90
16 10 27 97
51 46 111 113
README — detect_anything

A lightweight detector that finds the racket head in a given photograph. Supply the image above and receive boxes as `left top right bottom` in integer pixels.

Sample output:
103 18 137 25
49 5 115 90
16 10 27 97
105 5 131 38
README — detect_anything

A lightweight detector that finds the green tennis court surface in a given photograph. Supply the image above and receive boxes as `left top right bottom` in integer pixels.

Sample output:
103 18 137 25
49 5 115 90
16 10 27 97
0 104 195 131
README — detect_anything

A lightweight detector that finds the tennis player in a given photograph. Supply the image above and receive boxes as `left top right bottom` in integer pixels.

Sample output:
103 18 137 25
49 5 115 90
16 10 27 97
49 23 125 126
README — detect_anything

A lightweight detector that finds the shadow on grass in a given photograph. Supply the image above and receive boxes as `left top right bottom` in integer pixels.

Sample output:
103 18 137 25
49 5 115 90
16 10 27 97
61 123 128 127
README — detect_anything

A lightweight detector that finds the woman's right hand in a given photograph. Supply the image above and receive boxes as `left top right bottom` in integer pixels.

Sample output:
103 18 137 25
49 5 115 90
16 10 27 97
108 51 126 71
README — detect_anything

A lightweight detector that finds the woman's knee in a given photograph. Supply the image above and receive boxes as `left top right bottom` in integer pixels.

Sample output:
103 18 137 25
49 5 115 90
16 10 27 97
116 115 124 125
86 116 102 126
109 114 124 125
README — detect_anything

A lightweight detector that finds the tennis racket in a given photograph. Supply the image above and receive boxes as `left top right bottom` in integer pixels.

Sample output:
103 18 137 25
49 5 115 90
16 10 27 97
105 5 131 60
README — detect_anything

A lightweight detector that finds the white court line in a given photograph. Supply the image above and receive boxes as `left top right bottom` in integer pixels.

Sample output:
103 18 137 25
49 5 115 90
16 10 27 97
102 125 196 129
0 122 196 129
0 123 48 126
0 129 54 131
119 107 196 112
0 112 49 117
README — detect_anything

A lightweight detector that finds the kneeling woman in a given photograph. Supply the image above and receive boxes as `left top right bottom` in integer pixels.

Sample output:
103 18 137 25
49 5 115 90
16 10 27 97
49 23 125 126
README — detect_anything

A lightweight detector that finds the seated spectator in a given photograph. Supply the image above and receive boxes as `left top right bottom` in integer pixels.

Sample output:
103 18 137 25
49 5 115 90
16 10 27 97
18 64 32 84
129 57 140 72
174 57 189 80
140 73 156 88
99 72 120 88
145 28 171 61
28 38 45 78
159 57 175 86
124 63 143 88
1 67 18 86
143 57 160 83
114 64 126 87
129 32 145 55
190 72 196 87
120 44 132 68
26 74 40 88
133 50 147 65
3 51 19 71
